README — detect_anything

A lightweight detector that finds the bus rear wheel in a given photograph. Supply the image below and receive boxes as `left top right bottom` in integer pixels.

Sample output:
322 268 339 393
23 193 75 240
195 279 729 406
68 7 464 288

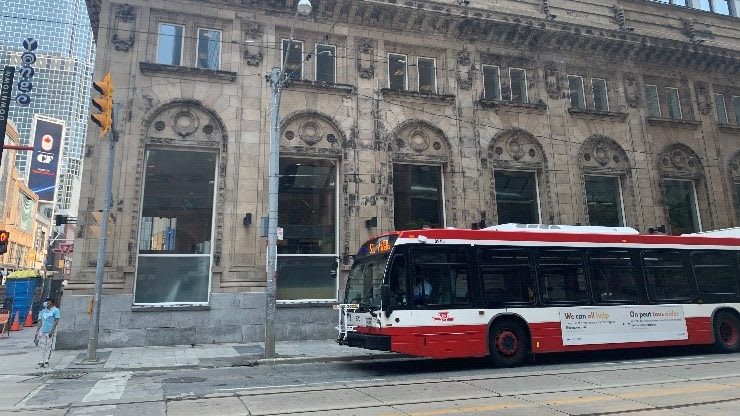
488 319 529 367
714 311 740 353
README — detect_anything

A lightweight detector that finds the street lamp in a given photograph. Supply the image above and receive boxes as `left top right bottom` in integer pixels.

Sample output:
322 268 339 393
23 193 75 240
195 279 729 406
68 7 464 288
265 0 312 359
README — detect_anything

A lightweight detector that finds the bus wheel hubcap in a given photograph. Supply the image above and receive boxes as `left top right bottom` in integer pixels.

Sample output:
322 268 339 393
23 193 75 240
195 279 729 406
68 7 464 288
720 320 738 346
496 330 519 356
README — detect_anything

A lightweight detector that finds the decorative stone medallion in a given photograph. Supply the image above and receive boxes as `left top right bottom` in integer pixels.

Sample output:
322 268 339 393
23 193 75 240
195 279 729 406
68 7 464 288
171 110 200 137
409 129 430 153
299 121 323 146
507 136 526 161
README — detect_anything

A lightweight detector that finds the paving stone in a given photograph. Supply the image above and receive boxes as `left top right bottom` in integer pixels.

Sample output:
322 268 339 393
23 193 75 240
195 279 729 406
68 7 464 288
167 397 248 416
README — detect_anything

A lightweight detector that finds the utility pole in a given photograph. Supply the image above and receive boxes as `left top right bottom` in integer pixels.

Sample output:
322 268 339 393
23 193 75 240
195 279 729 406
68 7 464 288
264 0 312 358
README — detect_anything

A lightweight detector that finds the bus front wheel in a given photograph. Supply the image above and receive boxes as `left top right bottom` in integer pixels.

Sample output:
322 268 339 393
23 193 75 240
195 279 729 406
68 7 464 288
713 311 740 353
488 319 529 367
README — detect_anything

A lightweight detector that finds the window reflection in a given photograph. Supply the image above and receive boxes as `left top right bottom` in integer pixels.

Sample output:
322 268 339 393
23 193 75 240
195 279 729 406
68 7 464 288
135 149 216 304
495 170 539 224
393 164 443 230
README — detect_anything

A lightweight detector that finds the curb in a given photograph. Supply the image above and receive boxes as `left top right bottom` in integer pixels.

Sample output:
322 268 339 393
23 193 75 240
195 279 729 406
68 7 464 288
48 352 403 374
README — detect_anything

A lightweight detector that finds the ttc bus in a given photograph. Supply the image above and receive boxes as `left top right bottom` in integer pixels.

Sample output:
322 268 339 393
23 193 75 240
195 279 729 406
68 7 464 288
336 224 740 366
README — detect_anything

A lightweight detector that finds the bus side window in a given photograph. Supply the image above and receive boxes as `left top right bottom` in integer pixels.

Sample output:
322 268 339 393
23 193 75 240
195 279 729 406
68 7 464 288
589 250 638 304
641 250 692 301
692 251 738 295
479 247 534 306
537 249 589 304
410 247 469 306
388 255 408 306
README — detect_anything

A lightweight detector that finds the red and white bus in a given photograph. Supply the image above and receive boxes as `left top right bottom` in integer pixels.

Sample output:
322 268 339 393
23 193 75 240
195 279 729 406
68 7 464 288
337 224 740 366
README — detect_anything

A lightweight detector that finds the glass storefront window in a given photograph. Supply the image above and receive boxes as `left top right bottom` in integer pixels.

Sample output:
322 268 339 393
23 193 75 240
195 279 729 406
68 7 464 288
135 149 217 304
585 175 624 227
277 158 338 301
495 170 540 224
663 179 700 235
393 164 444 230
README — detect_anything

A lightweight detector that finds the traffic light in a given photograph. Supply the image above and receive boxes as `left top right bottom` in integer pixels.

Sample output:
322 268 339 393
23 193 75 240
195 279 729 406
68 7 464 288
0 230 9 255
91 72 114 137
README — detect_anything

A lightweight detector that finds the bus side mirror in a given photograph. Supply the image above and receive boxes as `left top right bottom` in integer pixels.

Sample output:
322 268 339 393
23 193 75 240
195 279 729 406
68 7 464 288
381 284 391 314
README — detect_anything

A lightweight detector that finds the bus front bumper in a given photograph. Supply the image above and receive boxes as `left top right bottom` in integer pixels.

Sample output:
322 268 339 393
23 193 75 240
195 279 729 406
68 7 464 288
344 331 391 351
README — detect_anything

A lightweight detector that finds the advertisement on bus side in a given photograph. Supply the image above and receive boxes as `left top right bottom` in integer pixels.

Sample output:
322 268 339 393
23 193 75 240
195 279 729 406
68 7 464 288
559 305 688 346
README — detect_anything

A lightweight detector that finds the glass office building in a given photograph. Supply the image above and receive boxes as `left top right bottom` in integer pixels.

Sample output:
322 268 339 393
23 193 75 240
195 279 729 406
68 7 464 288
0 0 95 212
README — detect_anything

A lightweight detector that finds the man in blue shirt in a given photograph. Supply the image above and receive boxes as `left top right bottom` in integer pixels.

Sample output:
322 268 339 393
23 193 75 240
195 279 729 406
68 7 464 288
35 298 60 368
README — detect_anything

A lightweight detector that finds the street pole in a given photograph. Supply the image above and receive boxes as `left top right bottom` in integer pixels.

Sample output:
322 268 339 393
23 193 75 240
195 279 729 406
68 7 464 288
86 106 118 362
265 67 281 358
264 0 311 358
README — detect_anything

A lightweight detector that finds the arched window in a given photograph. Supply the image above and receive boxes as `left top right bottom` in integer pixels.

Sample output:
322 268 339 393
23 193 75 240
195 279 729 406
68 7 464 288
658 144 704 235
578 135 632 227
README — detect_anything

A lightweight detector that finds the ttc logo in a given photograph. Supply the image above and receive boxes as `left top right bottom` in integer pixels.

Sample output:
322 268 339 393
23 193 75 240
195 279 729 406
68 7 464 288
432 311 455 322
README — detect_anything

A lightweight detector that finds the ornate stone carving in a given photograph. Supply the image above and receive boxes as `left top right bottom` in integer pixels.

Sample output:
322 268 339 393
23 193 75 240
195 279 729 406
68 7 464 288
299 121 323 146
681 19 708 45
623 73 640 109
541 0 557 20
456 50 473 90
489 128 545 167
390 120 449 160
729 152 740 182
579 135 631 173
658 143 703 179
244 50 263 66
280 110 345 152
171 110 200 137
544 62 562 100
613 5 634 32
357 39 375 79
111 5 136 52
694 81 712 115
243 23 263 66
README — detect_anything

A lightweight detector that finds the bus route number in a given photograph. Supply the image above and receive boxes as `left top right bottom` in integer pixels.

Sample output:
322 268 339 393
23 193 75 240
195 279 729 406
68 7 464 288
369 239 392 254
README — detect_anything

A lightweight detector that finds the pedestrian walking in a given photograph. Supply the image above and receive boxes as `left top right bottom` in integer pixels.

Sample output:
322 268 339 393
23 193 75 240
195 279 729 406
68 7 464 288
35 298 60 368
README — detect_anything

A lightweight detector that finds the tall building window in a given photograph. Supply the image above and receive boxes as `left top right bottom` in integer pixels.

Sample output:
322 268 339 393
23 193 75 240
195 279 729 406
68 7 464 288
666 87 682 119
510 68 528 103
482 65 501 100
277 158 337 301
196 28 221 70
584 175 624 227
393 164 444 230
417 57 437 93
715 94 729 124
315 44 336 83
495 170 540 224
156 23 184 66
733 96 740 125
135 149 217 304
592 78 609 111
388 53 407 90
645 84 661 117
568 75 585 109
663 179 700 235
282 40 303 79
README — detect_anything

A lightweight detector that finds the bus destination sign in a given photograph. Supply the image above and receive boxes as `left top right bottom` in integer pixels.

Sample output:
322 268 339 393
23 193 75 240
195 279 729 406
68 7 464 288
357 235 397 258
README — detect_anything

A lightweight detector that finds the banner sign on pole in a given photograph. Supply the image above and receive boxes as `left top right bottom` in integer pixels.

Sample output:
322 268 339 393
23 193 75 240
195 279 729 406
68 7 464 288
0 66 14 141
16 37 38 107
27 117 65 202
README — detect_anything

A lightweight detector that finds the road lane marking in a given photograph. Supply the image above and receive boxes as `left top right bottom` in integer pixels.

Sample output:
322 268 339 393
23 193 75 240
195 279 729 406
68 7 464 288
82 372 132 403
15 383 47 408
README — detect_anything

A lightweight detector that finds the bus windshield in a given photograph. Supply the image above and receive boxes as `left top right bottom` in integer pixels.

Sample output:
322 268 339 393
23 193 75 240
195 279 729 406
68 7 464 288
344 253 390 309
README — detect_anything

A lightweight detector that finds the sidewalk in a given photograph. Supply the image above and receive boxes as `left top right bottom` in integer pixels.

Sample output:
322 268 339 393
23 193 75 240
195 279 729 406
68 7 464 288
0 326 398 376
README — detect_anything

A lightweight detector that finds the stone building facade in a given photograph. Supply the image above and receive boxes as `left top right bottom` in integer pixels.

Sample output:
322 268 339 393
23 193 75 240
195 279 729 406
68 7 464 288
59 0 740 348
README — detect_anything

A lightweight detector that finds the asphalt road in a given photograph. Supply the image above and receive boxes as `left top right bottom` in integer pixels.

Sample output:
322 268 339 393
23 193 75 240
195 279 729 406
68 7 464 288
3 346 740 416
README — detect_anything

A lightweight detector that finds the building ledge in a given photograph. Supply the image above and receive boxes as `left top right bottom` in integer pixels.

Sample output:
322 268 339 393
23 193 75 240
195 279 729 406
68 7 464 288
646 116 702 128
132 305 211 312
718 123 740 133
478 98 547 113
380 88 456 104
284 79 355 96
139 62 237 83
568 107 629 121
